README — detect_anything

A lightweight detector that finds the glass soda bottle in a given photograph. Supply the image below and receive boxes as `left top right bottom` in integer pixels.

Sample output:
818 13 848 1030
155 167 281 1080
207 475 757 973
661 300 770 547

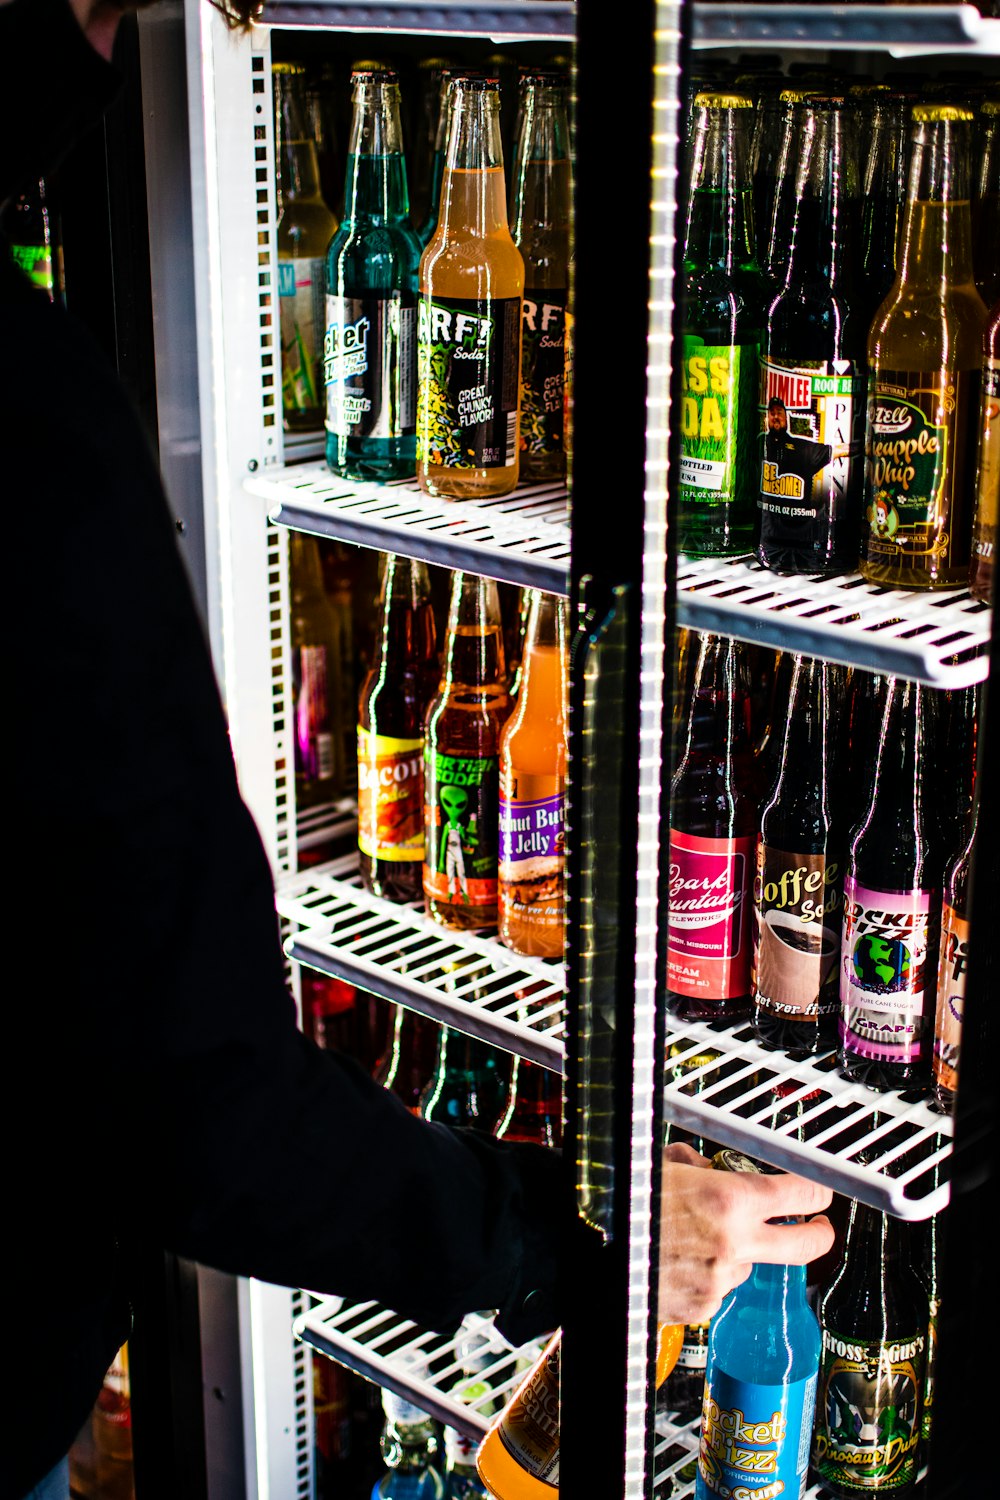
838 677 942 1093
417 69 457 250
677 91 761 555
423 573 512 930
752 655 844 1057
758 94 867 575
695 1157 821 1500
973 98 998 308
273 63 338 434
421 1027 511 1134
409 55 452 235
1 174 63 301
859 91 910 328
416 75 525 500
969 298 1000 603
860 105 988 589
323 68 422 481
498 591 568 959
371 1388 444 1500
508 71 572 486
932 794 977 1114
476 1331 560 1499
812 1201 929 1498
494 1057 563 1148
375 1007 441 1114
290 532 345 810
666 632 757 1022
358 555 440 902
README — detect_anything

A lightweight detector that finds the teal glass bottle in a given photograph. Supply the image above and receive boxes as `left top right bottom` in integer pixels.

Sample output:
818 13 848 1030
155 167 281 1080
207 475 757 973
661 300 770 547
696 1257 821 1498
420 1027 511 1134
324 68 422 481
678 92 762 556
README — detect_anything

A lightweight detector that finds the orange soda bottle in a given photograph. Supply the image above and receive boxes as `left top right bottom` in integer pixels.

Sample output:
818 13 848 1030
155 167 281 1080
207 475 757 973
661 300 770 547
497 591 568 958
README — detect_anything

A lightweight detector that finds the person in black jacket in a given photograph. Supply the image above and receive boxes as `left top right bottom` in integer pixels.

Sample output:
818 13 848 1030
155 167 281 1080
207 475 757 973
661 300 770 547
1 4 834 1497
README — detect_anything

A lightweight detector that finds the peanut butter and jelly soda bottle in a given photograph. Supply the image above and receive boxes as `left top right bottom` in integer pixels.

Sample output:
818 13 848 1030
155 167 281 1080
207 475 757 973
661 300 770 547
417 75 525 499
860 105 988 588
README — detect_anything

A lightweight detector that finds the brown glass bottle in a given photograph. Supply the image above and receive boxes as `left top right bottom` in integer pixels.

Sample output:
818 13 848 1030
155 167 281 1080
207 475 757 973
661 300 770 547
969 299 1000 603
290 533 345 811
932 795 977 1114
666 631 757 1022
374 1006 440 1114
494 1056 563 1147
860 106 988 589
423 573 512 930
357 556 440 902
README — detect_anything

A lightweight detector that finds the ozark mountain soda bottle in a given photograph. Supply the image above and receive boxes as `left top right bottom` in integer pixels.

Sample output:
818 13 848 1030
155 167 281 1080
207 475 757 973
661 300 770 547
813 1199 929 1498
838 677 942 1093
324 68 422 480
666 631 757 1023
758 94 867 575
677 91 761 555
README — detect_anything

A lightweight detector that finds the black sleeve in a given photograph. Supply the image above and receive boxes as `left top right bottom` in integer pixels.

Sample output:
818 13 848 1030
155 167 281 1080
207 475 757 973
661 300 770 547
4 270 566 1346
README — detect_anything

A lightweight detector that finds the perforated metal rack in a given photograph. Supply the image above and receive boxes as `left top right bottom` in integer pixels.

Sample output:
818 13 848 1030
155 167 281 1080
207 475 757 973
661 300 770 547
293 1299 546 1441
676 554 992 687
276 851 566 1069
246 463 571 595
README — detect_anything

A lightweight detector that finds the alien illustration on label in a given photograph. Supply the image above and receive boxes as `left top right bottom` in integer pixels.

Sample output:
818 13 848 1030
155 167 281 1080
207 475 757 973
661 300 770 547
424 749 501 925
438 783 478 904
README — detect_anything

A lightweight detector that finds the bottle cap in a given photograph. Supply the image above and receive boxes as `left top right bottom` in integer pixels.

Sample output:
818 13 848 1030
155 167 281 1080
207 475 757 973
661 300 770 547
711 1147 765 1174
693 92 754 110
351 66 399 83
272 61 306 75
382 1388 432 1427
912 104 975 123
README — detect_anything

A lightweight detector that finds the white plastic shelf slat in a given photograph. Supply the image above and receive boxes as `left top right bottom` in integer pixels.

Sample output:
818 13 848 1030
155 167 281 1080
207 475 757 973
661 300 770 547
691 2 1000 55
245 462 571 595
676 553 992 686
293 1298 545 1442
258 1 575 38
276 851 567 1070
653 1417 859 1497
664 1020 952 1220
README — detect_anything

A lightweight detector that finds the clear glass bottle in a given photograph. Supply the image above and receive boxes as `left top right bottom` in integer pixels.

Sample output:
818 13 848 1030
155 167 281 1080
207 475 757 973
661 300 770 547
273 62 338 434
860 105 988 589
678 91 761 555
417 76 524 500
324 68 422 481
508 71 572 486
371 1389 444 1500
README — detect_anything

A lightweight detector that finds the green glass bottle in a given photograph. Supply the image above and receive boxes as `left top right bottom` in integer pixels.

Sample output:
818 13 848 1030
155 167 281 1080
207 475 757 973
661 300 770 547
677 92 761 556
324 68 422 481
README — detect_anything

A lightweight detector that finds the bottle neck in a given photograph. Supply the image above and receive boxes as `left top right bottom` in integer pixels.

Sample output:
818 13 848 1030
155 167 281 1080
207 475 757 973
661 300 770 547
371 557 436 671
783 104 857 288
766 656 834 805
439 81 509 238
441 573 507 690
274 69 323 204
747 1259 810 1310
677 634 755 763
684 103 757 272
509 83 572 247
343 77 411 222
515 592 568 718
897 116 976 289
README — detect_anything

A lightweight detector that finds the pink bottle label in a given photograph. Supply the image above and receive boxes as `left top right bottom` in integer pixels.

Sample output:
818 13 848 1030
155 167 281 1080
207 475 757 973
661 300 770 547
667 830 754 1000
839 877 935 1064
933 901 968 1096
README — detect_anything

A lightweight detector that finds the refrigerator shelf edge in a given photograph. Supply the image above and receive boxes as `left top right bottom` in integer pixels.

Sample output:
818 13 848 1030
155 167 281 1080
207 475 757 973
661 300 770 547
293 1298 545 1442
676 553 992 687
245 462 570 595
258 0 575 38
277 850 567 1070
664 1020 953 1219
691 2 1000 55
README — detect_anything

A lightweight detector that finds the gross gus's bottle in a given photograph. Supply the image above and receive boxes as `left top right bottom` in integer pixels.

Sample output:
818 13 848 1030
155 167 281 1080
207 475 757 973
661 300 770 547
696 1154 821 1500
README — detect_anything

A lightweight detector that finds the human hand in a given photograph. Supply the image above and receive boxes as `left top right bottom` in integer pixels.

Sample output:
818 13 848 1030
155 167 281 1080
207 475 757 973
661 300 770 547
657 1142 835 1327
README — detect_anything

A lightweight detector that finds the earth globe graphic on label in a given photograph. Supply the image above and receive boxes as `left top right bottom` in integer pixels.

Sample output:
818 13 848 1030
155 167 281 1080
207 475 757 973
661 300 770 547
852 935 911 993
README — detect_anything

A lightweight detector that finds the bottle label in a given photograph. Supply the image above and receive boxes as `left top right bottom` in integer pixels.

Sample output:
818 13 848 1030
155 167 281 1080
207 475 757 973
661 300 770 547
424 750 500 909
279 256 325 415
758 359 865 530
11 241 54 294
667 830 754 1000
520 289 566 462
324 292 417 439
417 295 521 470
864 370 981 574
679 338 756 509
813 1326 925 1492
494 1342 560 1484
839 878 935 1065
753 845 842 1022
677 1324 710 1372
699 1371 817 1498
972 354 1000 569
293 644 335 782
357 730 424 862
499 774 565 936
932 900 968 1097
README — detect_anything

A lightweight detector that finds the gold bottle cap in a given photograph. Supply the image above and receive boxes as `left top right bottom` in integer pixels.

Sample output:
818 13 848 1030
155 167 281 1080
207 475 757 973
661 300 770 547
912 104 976 123
272 61 306 74
711 1147 765 1174
693 92 754 110
981 99 1000 116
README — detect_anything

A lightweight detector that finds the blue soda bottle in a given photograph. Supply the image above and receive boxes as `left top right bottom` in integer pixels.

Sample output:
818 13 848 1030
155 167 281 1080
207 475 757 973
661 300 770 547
696 1155 821 1499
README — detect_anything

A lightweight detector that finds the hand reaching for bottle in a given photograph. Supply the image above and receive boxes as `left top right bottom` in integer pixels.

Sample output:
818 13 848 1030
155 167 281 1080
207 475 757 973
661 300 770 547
657 1142 835 1327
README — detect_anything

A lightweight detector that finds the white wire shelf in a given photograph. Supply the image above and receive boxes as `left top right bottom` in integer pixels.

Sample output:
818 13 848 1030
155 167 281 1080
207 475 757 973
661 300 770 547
246 461 571 595
664 1017 952 1220
294 1298 546 1442
258 0 575 38
691 2 1000 56
652 1416 861 1498
676 553 992 687
275 850 567 1070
